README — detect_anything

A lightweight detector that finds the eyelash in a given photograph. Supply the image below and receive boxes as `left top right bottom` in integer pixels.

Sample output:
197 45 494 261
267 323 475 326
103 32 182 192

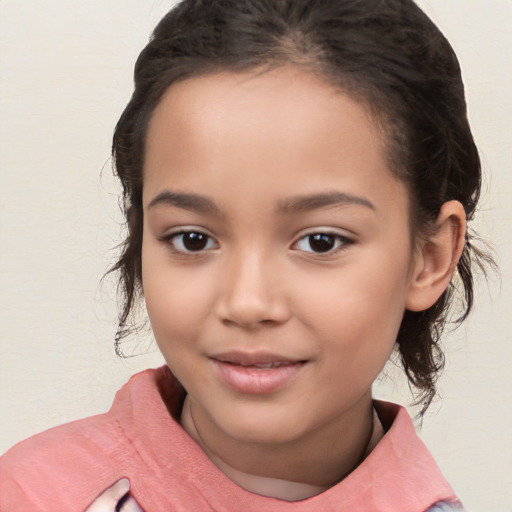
292 231 354 256
159 229 354 256
160 229 219 255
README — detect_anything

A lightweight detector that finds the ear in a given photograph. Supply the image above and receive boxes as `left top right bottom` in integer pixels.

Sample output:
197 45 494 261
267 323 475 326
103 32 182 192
406 200 466 312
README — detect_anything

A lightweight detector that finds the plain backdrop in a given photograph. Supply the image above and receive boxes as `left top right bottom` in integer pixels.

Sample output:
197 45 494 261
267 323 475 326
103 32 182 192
1 1 511 510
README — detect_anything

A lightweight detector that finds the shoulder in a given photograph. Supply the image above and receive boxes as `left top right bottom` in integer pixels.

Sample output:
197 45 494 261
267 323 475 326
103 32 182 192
0 367 171 511
0 410 128 511
362 400 461 511
1 408 124 469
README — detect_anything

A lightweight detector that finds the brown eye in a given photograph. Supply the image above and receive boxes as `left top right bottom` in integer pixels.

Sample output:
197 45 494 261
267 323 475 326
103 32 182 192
295 232 352 254
168 231 218 253
308 234 336 253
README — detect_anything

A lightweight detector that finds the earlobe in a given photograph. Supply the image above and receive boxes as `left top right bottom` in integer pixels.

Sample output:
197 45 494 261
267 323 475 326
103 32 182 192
406 200 466 312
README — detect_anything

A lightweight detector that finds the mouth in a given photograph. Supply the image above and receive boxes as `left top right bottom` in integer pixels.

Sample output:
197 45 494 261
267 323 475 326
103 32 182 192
212 350 305 366
229 361 295 369
210 351 307 394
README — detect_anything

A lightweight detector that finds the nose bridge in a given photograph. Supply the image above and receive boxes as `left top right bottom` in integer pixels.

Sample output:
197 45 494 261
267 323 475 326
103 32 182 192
217 244 288 327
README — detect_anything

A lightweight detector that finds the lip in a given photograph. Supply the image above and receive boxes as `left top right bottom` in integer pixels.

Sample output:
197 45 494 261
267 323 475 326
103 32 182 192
210 351 306 394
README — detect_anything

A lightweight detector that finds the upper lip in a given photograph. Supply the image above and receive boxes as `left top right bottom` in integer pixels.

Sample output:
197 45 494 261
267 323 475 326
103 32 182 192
211 351 304 366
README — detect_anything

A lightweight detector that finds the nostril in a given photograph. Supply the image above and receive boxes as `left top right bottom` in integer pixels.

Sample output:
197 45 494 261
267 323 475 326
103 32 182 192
221 316 276 329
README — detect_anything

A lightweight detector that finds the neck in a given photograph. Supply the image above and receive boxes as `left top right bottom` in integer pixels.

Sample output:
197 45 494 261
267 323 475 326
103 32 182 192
180 393 375 501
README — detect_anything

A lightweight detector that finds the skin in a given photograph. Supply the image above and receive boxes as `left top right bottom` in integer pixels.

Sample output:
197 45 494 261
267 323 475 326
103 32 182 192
141 66 466 500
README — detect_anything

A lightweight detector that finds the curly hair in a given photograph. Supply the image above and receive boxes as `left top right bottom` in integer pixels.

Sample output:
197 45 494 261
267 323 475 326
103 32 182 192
111 0 491 413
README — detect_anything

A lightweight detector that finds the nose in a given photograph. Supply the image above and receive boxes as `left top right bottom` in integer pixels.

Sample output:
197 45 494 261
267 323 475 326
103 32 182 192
215 250 291 329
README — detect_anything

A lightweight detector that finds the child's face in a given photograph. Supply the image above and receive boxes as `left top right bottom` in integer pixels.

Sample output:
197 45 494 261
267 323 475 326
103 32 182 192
142 66 419 444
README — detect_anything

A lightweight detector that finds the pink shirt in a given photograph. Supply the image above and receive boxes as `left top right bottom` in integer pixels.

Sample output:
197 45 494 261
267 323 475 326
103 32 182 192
1 366 461 511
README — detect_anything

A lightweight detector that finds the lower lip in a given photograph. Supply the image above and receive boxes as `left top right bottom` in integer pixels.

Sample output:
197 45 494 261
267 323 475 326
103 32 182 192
211 360 305 394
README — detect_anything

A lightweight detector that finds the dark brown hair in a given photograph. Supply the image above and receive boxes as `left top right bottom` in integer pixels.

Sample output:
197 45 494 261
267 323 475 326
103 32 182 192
111 0 491 413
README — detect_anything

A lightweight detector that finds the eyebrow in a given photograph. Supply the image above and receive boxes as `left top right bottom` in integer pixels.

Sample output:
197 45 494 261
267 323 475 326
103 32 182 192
277 191 376 214
148 191 219 214
147 189 376 216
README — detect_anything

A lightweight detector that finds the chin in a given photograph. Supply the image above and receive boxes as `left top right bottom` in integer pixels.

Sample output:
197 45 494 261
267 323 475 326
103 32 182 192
215 405 307 445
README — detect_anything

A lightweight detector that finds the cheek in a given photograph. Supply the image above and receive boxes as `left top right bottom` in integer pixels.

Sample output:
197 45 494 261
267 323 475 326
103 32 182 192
302 263 407 330
298 252 410 366
141 242 212 345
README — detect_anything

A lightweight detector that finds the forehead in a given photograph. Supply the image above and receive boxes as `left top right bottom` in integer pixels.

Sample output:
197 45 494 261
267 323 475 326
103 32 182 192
146 67 381 147
143 66 407 216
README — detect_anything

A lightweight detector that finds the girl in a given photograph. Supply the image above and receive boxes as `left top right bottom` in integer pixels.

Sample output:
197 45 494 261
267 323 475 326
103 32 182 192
0 0 497 510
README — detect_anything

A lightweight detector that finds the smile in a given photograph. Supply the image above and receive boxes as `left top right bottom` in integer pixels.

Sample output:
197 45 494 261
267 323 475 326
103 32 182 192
210 351 306 394
235 361 290 369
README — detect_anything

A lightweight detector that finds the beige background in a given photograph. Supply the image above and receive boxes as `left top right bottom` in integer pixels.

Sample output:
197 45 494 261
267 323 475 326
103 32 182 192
0 1 510 510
